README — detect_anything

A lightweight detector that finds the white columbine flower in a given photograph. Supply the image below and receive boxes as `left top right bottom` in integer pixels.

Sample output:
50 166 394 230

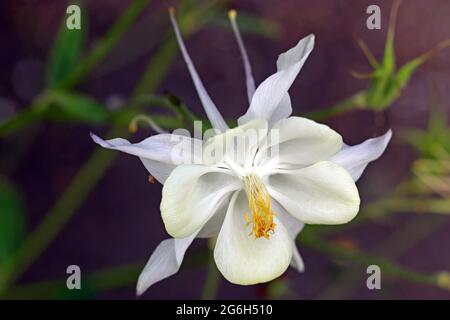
91 9 392 295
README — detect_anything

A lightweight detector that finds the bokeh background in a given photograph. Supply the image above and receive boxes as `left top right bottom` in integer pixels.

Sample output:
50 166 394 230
0 0 450 299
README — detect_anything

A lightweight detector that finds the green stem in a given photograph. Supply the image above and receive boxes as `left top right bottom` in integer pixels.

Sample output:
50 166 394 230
164 92 205 128
201 240 221 300
4 248 210 299
314 176 450 237
0 146 117 294
306 92 366 121
0 95 50 137
299 232 447 291
201 257 221 300
310 215 448 299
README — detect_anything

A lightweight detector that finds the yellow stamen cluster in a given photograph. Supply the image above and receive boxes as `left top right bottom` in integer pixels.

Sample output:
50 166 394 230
243 173 276 239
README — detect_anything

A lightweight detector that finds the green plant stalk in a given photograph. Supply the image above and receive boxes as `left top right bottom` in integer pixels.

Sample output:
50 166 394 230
132 93 205 129
311 169 450 298
312 215 448 299
201 256 221 300
4 263 142 299
0 4 216 296
313 176 449 237
201 239 221 300
306 92 366 121
299 231 446 290
0 145 116 294
4 248 209 299
0 95 50 137
328 196 450 236
166 94 203 126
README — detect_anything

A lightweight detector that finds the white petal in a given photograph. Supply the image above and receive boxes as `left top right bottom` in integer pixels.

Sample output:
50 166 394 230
203 119 267 169
268 161 360 225
276 34 315 71
140 159 176 184
91 133 200 183
255 117 343 169
214 192 293 285
238 34 314 125
267 35 315 126
161 165 241 238
291 247 305 273
330 130 392 181
136 232 196 296
237 66 303 125
197 196 229 238
268 94 292 128
169 9 228 132
271 199 304 272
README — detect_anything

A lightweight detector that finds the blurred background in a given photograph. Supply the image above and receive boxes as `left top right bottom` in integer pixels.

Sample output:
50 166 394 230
0 0 450 299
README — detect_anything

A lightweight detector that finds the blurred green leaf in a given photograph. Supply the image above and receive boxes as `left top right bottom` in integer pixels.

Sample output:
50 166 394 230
310 0 449 119
398 128 428 153
266 279 290 299
355 0 450 111
399 107 450 158
60 0 150 89
364 0 398 109
47 3 86 87
0 178 25 262
47 91 108 124
381 2 397 75
391 57 422 91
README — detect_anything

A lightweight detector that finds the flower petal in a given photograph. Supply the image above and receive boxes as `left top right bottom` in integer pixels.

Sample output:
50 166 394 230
238 34 314 126
267 35 315 126
169 9 228 132
291 246 305 273
136 232 196 296
255 117 343 169
268 161 360 224
268 94 292 128
197 197 229 238
271 199 305 272
330 130 392 182
161 165 241 238
140 159 176 183
91 133 200 183
214 192 293 285
276 34 315 71
203 119 268 169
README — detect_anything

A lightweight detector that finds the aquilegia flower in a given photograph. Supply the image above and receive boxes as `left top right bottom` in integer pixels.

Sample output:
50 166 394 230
91 9 392 295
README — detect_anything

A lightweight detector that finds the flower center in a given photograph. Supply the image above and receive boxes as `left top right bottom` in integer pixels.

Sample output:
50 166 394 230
243 173 276 239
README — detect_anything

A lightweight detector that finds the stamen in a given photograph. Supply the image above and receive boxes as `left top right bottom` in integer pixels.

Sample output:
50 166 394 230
243 173 276 239
168 7 228 132
228 9 256 104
